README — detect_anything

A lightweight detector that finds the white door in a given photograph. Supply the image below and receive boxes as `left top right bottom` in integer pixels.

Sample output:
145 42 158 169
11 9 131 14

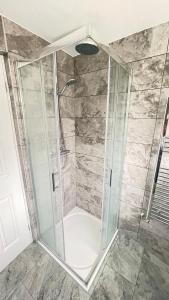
0 56 32 272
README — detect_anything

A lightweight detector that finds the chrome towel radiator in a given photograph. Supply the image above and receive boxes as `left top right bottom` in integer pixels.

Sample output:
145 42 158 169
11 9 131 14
147 98 169 225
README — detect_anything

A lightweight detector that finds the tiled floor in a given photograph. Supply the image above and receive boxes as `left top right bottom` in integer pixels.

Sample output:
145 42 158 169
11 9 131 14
1 228 169 300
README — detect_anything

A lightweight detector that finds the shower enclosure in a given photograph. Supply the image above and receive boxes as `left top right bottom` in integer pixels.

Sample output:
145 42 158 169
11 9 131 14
18 42 130 286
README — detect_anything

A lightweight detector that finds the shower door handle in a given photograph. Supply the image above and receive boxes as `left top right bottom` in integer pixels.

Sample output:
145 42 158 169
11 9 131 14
52 172 59 191
110 169 112 187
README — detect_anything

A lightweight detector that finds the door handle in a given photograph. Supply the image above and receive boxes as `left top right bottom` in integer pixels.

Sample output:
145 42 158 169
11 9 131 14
52 172 59 191
110 169 112 187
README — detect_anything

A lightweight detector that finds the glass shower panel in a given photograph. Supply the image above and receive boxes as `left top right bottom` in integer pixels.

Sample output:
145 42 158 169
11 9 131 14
102 57 130 249
18 54 65 259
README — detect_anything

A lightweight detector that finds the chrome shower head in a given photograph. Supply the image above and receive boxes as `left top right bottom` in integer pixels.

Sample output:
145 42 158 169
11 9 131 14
75 38 99 55
58 78 77 96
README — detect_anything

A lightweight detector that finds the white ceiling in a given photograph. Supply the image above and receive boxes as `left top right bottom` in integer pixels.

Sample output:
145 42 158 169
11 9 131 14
0 0 169 44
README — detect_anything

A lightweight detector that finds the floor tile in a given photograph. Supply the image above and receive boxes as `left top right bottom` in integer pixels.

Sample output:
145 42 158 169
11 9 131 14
107 231 144 284
22 253 61 299
7 284 33 300
0 254 32 300
90 265 134 300
133 251 169 300
138 228 169 267
20 242 47 269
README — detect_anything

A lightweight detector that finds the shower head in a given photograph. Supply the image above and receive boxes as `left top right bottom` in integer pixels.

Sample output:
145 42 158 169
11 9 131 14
66 78 77 86
75 38 99 55
57 78 77 96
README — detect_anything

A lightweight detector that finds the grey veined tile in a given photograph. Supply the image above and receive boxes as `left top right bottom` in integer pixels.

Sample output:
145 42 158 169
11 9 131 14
7 284 33 300
74 48 108 74
129 89 160 119
125 142 152 168
121 183 145 208
56 50 74 75
75 136 105 158
59 96 75 118
91 265 134 300
130 55 166 91
123 163 148 190
110 22 169 63
0 17 6 52
26 263 82 300
74 69 108 97
133 250 169 300
127 118 156 144
119 201 142 233
162 53 169 88
0 243 46 300
74 95 107 118
22 253 61 299
75 117 106 139
76 153 104 196
3 17 48 59
138 224 169 265
107 231 144 284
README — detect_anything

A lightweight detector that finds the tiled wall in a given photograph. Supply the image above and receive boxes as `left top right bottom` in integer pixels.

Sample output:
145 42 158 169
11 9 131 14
0 15 48 240
74 50 108 218
55 49 109 219
110 21 169 238
2 13 169 241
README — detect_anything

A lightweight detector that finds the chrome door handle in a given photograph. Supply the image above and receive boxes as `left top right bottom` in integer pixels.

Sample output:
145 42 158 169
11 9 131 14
52 172 59 191
110 169 112 187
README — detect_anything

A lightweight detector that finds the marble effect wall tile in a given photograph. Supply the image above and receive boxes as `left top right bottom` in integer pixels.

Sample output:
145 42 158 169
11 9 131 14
45 92 55 117
125 142 152 168
56 50 74 75
129 89 160 119
3 17 48 59
157 88 169 118
76 154 104 195
162 53 169 87
123 163 148 190
48 117 75 141
119 201 142 233
0 16 6 52
62 117 75 137
7 284 33 300
130 55 166 91
110 21 169 63
127 118 156 144
74 69 108 97
19 62 42 91
75 136 105 158
121 183 145 208
76 183 102 218
61 154 76 215
76 153 104 177
74 49 108 74
60 96 75 118
74 95 107 118
75 117 105 139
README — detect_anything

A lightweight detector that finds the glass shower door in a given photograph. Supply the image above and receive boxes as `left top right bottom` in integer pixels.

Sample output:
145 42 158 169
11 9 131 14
101 56 130 249
18 53 65 259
